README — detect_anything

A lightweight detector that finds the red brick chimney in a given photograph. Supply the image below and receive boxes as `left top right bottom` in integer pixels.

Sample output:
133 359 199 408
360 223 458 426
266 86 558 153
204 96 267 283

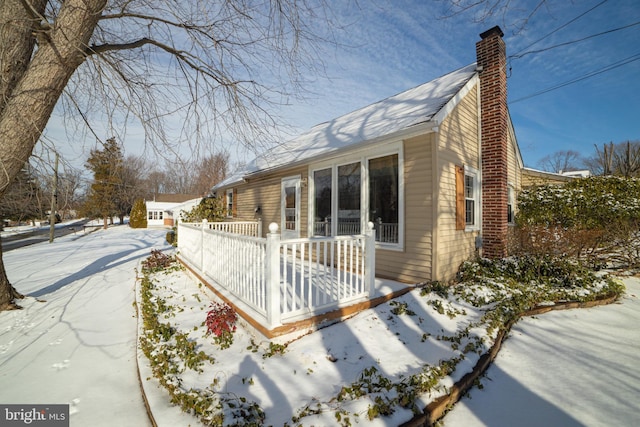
476 26 508 258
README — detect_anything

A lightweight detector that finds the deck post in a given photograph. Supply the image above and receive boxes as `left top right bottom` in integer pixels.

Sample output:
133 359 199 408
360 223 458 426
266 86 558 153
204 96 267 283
365 221 376 297
266 222 282 328
201 219 208 274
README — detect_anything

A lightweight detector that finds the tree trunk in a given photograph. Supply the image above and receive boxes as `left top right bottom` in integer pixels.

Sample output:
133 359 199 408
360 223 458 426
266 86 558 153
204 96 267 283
0 237 23 309
0 0 107 308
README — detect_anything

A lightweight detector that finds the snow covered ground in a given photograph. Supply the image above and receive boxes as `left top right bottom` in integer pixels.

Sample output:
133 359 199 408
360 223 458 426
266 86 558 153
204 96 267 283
0 224 162 426
443 277 640 427
1 225 638 426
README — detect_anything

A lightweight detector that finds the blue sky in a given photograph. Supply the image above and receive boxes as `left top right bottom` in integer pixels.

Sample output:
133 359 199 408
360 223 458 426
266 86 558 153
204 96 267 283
278 0 640 170
42 0 639 174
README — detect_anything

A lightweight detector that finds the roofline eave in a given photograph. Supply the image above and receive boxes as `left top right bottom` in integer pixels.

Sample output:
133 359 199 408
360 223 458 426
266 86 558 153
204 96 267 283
233 120 439 184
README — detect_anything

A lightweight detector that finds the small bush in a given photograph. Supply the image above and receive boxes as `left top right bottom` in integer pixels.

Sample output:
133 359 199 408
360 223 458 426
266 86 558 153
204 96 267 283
142 249 175 273
205 302 238 349
166 229 176 246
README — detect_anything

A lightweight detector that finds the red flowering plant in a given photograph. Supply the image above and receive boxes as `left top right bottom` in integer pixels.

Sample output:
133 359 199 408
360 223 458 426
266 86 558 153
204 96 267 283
205 302 238 349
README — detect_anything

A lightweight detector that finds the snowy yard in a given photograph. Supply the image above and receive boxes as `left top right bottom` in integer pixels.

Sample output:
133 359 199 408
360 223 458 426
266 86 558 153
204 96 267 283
1 225 639 426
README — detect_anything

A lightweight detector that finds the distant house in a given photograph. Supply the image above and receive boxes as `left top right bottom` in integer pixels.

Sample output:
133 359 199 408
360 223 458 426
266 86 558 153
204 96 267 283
522 167 577 187
211 26 523 284
561 170 591 178
145 194 201 227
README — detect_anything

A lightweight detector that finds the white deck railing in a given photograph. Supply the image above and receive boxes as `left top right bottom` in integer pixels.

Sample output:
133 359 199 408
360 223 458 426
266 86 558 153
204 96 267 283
186 219 262 237
313 220 398 243
177 220 375 329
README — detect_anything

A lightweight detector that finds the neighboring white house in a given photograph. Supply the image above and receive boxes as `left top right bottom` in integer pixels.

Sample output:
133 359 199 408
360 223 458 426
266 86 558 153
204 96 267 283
561 170 591 178
146 194 201 227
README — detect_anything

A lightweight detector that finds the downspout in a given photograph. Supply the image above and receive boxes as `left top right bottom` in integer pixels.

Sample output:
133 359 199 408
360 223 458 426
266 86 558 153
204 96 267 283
475 70 483 255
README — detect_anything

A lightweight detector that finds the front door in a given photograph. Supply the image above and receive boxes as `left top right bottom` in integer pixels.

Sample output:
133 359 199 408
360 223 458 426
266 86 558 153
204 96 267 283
281 176 301 239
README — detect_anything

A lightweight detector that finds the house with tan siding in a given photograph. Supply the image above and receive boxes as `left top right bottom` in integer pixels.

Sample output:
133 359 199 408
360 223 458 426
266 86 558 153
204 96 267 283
211 26 522 285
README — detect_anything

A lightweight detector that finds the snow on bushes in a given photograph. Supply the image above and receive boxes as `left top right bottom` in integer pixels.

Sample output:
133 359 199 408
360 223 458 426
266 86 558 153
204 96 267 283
513 176 640 266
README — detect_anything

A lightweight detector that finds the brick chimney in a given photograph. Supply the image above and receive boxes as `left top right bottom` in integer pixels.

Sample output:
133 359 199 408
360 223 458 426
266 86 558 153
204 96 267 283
476 26 508 258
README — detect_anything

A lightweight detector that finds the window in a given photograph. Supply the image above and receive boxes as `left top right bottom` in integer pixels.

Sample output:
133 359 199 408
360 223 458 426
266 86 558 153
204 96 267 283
284 186 297 230
226 189 234 217
465 167 480 229
369 154 399 243
147 211 163 220
281 177 300 237
313 168 332 236
465 174 475 225
456 165 480 231
507 184 515 224
310 144 403 248
338 162 361 235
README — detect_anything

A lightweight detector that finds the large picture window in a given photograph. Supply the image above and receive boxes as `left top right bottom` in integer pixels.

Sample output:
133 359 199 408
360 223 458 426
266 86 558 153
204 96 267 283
369 154 399 243
310 145 403 248
313 168 332 236
338 162 361 235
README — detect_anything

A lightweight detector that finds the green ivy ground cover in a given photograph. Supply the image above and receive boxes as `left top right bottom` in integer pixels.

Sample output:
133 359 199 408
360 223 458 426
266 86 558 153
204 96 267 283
138 252 624 426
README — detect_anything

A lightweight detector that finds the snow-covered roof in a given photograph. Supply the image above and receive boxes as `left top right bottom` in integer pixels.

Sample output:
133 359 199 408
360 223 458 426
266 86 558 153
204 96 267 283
214 63 478 190
146 197 201 212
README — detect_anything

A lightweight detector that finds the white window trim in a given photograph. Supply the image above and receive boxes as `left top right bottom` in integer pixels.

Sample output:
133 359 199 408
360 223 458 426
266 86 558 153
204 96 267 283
308 141 404 250
464 165 481 232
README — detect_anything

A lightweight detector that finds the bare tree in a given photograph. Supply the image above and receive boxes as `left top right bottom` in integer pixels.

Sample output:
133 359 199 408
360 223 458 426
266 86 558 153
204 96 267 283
191 152 229 196
1 0 333 308
145 169 168 198
613 141 640 177
56 169 84 220
589 142 615 176
116 155 152 223
0 163 44 225
161 159 197 195
587 141 640 177
536 149 583 174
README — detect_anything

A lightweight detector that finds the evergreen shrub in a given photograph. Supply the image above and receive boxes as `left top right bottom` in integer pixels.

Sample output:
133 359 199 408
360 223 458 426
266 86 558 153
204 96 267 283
166 228 176 246
512 176 640 267
180 197 225 222
129 198 147 228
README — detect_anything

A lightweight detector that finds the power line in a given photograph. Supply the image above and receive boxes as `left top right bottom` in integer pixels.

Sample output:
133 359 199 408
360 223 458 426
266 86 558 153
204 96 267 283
511 21 640 59
511 0 610 57
509 52 640 104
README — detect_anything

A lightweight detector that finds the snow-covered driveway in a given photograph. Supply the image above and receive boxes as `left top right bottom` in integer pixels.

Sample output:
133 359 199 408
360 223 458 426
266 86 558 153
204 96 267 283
0 226 169 427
